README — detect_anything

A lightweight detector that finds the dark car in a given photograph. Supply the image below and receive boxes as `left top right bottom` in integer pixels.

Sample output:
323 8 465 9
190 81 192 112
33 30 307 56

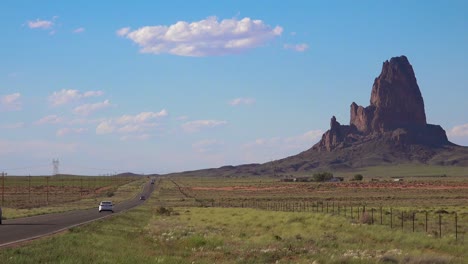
139 196 146 200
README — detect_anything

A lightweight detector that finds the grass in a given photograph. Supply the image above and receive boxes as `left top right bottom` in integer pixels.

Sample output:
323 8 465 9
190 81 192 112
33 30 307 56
1 176 467 263
1 202 466 263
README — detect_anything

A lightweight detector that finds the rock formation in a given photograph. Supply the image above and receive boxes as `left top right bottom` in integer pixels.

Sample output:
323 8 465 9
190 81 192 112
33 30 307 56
313 55 450 152
166 55 468 177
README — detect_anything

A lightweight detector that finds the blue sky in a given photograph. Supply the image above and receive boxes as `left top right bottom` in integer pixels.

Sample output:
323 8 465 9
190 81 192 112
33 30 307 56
1 0 467 175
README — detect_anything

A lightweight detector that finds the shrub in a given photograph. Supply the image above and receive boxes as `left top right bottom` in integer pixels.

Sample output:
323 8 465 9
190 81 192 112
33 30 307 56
353 174 363 181
156 206 175 216
312 172 333 182
106 191 115 197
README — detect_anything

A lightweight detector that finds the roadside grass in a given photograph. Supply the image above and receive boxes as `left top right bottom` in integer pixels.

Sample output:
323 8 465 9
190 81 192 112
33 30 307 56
1 199 466 263
2 178 146 219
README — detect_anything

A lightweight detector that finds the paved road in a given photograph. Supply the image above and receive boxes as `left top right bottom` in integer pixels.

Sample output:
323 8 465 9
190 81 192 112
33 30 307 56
0 180 155 248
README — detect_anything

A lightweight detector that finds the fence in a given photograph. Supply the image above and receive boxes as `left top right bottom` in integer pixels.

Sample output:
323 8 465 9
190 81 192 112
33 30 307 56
1 175 136 208
163 180 465 242
199 199 465 241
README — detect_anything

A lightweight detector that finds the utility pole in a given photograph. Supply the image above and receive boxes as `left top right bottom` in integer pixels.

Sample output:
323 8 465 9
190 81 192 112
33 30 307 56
52 159 60 176
29 175 31 202
1 172 5 206
46 176 49 205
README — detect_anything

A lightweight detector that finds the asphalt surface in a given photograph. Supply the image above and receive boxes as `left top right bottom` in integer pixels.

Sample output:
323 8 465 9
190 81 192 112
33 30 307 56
0 180 155 248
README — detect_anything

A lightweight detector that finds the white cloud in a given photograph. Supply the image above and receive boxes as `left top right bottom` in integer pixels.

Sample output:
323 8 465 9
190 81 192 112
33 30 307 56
83 91 104 97
35 115 63 125
27 19 53 29
115 110 168 125
229 97 255 106
283 43 309 52
0 140 78 157
73 100 111 116
116 27 131 36
96 121 115 135
192 139 224 153
120 134 151 141
447 124 468 137
49 89 104 106
56 127 88 137
96 110 168 136
182 120 227 132
1 93 22 111
117 16 283 57
2 122 25 129
73 27 85 33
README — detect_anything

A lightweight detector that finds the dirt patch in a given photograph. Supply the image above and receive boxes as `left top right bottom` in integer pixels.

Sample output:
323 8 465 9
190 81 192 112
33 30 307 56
330 182 468 190
191 186 294 192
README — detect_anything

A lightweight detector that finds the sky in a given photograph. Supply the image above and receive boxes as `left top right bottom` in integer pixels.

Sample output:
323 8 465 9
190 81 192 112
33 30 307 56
0 0 467 175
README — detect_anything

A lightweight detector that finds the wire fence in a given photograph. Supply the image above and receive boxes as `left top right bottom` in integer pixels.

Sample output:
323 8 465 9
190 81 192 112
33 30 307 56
1 175 137 209
163 179 466 242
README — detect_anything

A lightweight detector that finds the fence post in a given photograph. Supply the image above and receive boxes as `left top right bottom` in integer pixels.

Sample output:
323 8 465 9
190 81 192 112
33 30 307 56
380 207 383 225
425 211 428 233
390 208 393 229
412 212 415 232
401 211 404 230
455 213 458 241
351 205 353 219
439 213 442 238
371 208 374 225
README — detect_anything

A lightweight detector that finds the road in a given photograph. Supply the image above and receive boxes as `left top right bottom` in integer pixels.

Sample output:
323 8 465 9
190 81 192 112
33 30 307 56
0 180 155 248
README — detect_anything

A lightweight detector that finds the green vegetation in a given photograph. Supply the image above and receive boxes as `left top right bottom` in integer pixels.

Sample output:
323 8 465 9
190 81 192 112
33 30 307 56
312 172 333 182
1 194 466 263
1 166 467 263
353 174 363 181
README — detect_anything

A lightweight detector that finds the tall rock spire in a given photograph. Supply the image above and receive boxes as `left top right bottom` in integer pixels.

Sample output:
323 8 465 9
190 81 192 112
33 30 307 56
368 55 427 131
350 56 427 133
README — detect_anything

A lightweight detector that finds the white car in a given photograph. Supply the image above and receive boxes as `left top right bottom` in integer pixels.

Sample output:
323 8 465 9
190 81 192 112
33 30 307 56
98 201 114 213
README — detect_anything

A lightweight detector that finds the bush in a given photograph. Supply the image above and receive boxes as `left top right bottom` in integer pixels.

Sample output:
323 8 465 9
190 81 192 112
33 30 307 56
353 174 363 181
155 206 176 216
106 191 115 197
312 172 333 182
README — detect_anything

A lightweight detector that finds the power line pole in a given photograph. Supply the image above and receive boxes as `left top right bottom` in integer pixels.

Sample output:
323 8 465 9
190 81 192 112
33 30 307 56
2 172 6 206
52 159 60 176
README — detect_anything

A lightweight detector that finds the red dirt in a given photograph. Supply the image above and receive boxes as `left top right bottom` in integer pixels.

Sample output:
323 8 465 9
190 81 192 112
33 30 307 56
191 186 294 191
190 181 468 192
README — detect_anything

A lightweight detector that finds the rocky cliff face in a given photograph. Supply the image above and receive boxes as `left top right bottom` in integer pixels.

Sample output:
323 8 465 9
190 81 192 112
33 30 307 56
314 55 450 152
